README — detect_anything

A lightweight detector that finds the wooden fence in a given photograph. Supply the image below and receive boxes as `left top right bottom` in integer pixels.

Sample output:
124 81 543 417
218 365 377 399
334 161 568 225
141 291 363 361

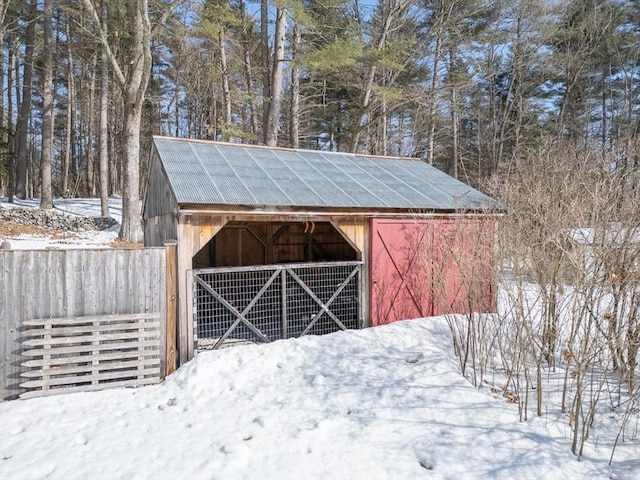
0 247 174 401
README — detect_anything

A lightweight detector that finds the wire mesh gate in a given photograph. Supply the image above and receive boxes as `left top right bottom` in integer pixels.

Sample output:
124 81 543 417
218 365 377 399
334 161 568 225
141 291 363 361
193 261 363 350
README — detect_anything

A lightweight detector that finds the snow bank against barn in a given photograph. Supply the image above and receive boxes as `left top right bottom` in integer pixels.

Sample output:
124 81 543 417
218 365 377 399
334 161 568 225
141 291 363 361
2 317 633 480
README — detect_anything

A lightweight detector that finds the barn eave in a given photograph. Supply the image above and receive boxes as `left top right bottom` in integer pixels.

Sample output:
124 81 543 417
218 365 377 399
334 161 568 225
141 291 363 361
176 203 503 218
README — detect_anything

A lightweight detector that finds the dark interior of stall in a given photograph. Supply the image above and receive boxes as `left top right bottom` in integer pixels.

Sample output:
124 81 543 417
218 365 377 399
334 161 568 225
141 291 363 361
192 221 357 269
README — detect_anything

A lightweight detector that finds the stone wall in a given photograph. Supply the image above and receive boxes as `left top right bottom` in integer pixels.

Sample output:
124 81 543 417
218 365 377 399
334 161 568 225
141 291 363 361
0 206 117 232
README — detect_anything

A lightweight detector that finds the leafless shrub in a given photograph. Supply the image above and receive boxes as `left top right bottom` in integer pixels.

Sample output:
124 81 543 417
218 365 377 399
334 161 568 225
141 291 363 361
476 136 640 457
424 217 499 388
610 383 640 465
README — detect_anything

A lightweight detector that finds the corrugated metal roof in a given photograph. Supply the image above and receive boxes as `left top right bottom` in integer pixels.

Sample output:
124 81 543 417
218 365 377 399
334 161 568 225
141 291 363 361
152 137 499 211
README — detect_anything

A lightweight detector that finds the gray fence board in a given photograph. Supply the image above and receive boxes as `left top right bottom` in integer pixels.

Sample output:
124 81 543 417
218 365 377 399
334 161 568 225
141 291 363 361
19 311 162 397
0 248 167 401
19 377 160 399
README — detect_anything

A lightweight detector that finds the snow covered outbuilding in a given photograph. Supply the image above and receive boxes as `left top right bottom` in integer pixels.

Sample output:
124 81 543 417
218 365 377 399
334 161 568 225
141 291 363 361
143 136 500 366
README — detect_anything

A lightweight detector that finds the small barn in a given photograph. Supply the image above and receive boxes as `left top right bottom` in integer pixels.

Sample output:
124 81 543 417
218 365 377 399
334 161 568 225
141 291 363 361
143 136 500 366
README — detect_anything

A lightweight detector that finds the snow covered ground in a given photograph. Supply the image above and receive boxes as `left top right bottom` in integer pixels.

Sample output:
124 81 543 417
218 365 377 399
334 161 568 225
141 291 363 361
1 198 638 478
1 197 123 223
1 317 638 480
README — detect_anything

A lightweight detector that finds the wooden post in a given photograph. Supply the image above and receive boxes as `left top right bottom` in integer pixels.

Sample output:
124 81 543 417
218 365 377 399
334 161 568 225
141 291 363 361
177 214 228 365
266 224 274 264
331 218 370 328
281 269 287 339
165 241 178 375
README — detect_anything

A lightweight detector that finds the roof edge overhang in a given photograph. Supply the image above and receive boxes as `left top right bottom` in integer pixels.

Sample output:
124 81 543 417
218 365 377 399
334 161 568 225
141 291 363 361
176 203 504 218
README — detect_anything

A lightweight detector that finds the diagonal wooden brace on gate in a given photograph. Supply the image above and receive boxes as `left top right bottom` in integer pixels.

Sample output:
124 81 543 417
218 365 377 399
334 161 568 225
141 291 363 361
213 269 283 348
288 266 359 336
193 261 363 349
194 273 277 345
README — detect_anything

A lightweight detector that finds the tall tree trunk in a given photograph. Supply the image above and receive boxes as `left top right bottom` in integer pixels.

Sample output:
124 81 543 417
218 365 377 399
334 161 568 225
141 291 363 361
9 34 19 152
15 0 38 199
82 0 182 241
1 11 13 200
6 35 17 201
99 0 110 217
219 28 232 137
381 95 388 156
261 0 270 137
109 112 118 194
119 0 151 242
40 0 54 209
86 54 97 197
28 134 35 197
240 0 258 139
0 0 5 137
121 101 144 241
450 83 458 179
449 49 459 179
63 16 73 196
427 19 443 165
244 48 259 139
264 7 286 147
289 21 301 149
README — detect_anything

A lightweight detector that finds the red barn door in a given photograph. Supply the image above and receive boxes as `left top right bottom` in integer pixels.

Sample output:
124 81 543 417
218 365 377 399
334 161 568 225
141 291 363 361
370 219 433 326
370 218 494 326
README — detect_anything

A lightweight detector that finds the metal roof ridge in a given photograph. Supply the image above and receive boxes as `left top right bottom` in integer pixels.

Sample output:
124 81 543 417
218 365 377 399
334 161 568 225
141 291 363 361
354 152 418 161
154 135 304 154
294 147 355 157
154 136 421 162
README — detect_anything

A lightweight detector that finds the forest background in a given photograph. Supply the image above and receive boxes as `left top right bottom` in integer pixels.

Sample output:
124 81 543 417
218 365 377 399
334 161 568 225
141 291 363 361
1 2 639 460
0 0 638 241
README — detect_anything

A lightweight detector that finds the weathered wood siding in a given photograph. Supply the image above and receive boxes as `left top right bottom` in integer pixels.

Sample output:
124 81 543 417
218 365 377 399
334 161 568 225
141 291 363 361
0 248 167 401
143 150 180 219
143 149 179 247
144 212 178 248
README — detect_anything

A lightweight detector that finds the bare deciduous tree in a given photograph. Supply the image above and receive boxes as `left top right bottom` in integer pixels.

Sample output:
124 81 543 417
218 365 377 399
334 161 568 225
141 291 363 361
39 0 54 209
80 0 184 242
